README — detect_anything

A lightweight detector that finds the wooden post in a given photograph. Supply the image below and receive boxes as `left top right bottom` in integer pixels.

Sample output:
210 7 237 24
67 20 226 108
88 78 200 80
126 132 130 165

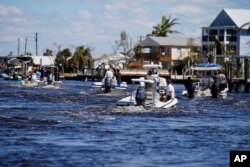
244 57 249 93
236 58 240 78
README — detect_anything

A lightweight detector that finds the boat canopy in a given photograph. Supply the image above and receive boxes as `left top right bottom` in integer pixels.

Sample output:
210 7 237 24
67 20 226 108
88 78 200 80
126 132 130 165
191 63 221 71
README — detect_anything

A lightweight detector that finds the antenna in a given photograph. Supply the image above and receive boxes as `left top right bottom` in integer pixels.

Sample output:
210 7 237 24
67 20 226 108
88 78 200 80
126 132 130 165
35 32 38 56
17 37 20 56
24 37 27 55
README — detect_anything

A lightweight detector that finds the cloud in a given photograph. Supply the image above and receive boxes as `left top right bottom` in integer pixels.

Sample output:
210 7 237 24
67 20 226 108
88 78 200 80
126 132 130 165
0 4 22 18
77 10 92 20
169 5 203 15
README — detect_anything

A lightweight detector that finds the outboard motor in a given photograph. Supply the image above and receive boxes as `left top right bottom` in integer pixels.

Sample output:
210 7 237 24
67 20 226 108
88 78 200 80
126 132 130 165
187 84 195 98
135 87 146 106
210 82 218 98
104 77 112 93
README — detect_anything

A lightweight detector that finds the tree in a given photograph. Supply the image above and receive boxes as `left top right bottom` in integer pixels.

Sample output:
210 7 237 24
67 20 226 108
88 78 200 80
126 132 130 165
150 15 180 37
43 49 53 56
55 48 72 74
73 46 93 74
186 38 201 65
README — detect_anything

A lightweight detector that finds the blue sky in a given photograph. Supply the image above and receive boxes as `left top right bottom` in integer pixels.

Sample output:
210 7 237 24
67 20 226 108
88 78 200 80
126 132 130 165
0 0 250 57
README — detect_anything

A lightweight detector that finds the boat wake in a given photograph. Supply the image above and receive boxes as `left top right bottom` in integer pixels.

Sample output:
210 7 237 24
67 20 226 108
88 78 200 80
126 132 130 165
111 105 181 114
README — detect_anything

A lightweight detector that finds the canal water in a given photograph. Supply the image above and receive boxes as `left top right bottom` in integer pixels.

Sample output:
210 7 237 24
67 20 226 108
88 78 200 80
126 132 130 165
0 79 249 167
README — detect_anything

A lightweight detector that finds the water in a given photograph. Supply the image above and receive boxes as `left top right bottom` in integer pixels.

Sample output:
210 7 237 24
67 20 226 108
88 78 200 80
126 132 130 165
0 79 249 167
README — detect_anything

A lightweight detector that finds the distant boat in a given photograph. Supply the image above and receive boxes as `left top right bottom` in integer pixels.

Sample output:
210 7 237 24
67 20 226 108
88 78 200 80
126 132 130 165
20 66 62 89
182 63 228 99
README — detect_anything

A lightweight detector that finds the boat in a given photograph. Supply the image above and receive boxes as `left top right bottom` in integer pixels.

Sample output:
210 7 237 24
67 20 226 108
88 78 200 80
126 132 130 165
21 79 62 88
182 63 228 98
91 79 128 94
20 66 62 88
117 78 178 109
2 73 22 81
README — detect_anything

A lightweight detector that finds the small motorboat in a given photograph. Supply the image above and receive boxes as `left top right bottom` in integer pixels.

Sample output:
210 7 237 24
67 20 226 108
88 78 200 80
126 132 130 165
2 73 22 81
182 63 229 99
91 77 128 94
21 79 62 88
21 65 62 88
117 78 178 109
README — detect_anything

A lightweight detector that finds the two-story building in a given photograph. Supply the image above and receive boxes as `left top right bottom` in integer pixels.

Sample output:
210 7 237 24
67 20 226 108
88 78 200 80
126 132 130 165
133 36 198 70
202 9 250 57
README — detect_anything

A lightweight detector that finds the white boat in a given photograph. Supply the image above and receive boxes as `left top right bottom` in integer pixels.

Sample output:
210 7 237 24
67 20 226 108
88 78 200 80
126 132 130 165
21 79 62 88
20 65 62 89
117 78 178 109
182 63 228 98
91 79 128 94
1 73 22 81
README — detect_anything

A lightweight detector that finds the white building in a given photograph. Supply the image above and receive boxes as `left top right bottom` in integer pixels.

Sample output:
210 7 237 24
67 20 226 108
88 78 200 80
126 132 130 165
202 9 250 56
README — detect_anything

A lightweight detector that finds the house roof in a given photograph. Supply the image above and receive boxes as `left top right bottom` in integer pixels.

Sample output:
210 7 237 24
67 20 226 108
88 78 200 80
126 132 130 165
25 55 55 66
139 36 199 47
211 9 250 29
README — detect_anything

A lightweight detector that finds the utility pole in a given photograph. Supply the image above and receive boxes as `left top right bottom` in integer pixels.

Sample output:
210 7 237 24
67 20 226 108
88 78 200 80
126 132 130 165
17 37 20 57
35 32 38 56
24 37 27 55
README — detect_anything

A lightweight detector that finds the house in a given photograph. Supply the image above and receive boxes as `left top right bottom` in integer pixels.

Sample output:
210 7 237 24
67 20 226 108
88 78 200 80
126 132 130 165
202 9 250 57
134 36 199 70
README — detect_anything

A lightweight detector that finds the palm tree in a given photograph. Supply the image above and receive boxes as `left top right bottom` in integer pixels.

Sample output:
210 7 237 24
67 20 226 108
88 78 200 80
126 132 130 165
73 46 93 74
55 48 72 74
186 38 201 64
151 15 180 37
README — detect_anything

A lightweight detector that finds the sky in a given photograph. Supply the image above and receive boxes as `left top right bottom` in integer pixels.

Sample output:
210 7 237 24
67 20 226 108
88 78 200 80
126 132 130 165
0 0 250 57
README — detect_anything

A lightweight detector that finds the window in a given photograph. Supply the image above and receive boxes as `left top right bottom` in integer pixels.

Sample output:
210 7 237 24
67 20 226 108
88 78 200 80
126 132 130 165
203 29 209 35
164 47 170 56
219 29 224 35
226 29 236 35
219 36 224 41
202 36 208 42
231 36 237 41
209 29 218 35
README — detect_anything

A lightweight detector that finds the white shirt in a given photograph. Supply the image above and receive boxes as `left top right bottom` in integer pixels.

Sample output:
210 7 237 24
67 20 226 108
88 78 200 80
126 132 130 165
105 70 113 78
167 83 175 98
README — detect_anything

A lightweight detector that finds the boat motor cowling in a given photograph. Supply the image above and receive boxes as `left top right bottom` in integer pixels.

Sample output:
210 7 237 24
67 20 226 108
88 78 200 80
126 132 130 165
135 87 146 106
104 77 112 93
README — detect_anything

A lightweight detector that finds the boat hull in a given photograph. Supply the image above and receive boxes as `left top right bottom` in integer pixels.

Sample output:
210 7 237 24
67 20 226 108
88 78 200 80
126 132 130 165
21 80 62 88
117 95 178 109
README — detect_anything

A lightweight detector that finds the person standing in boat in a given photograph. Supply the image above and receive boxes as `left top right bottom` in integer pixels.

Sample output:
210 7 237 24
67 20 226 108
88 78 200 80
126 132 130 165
103 67 114 93
114 69 122 87
105 67 113 78
218 70 227 92
166 79 175 99
40 67 44 81
184 77 195 98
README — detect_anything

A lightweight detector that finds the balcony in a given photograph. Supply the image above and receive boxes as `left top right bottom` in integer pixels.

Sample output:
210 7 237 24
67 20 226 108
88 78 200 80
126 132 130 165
135 53 171 62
